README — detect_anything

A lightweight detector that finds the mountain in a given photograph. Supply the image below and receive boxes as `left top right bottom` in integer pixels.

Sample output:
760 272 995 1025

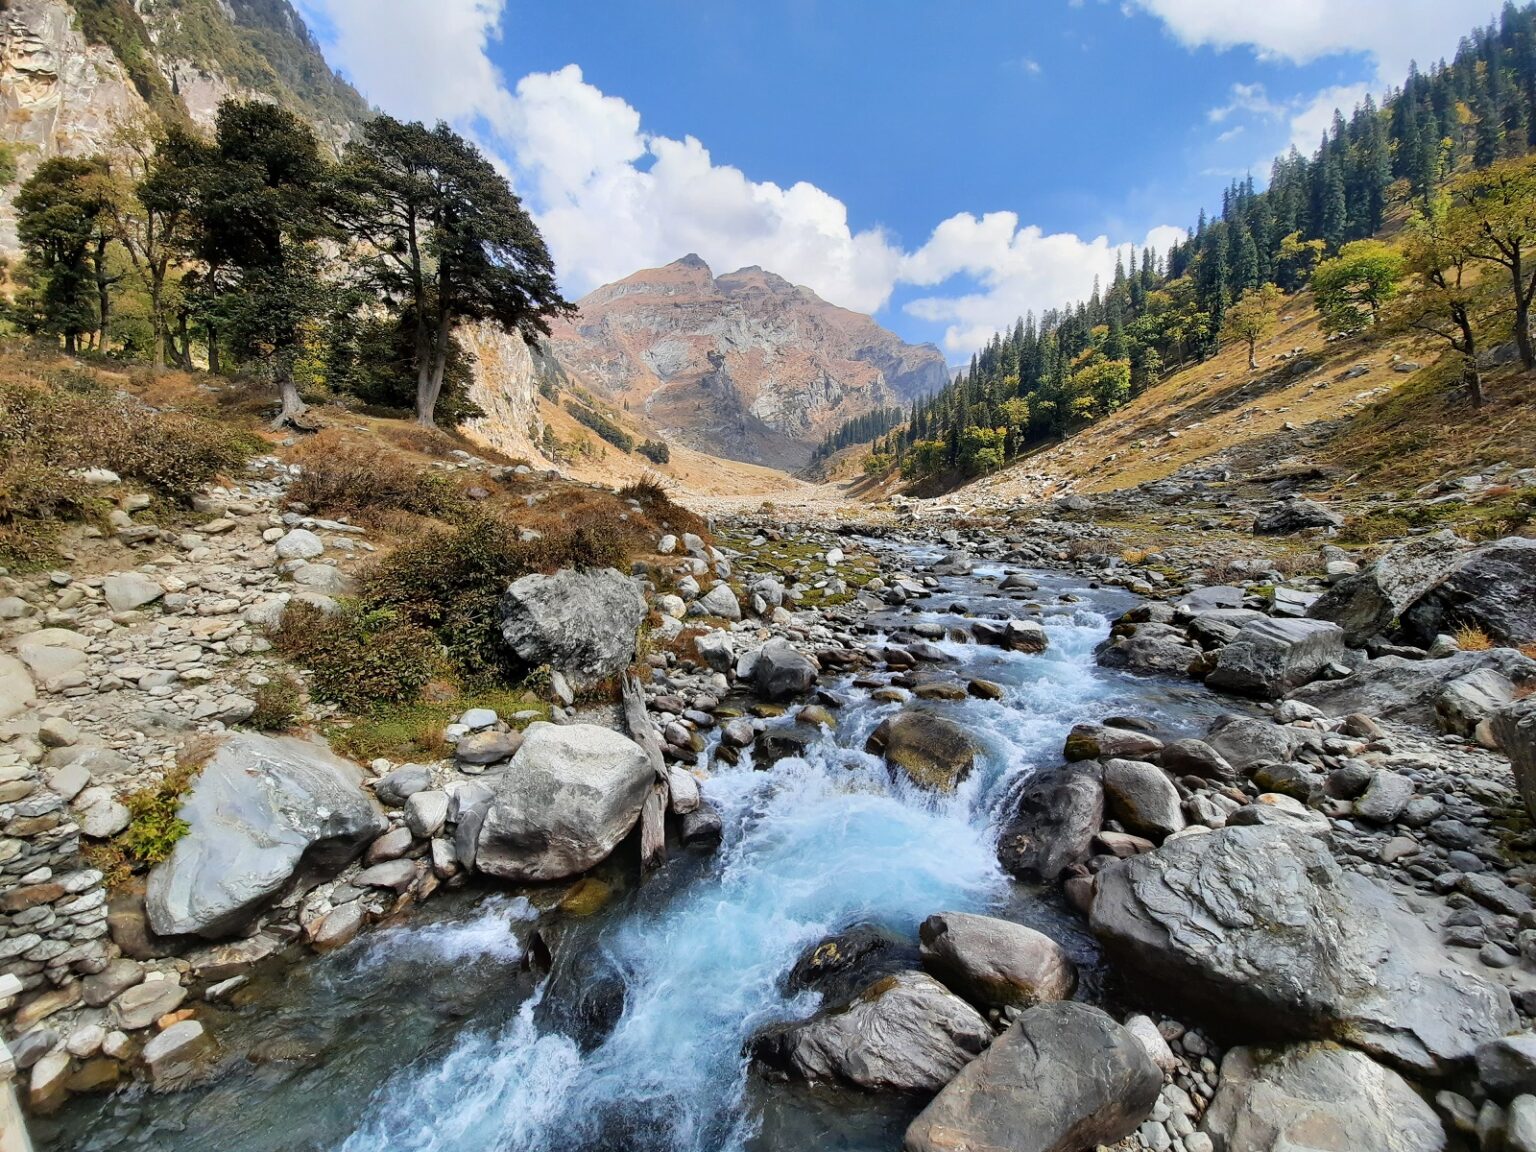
546 254 949 471
0 0 367 247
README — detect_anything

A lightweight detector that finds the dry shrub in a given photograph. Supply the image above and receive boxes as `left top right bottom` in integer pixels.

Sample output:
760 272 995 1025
247 673 305 732
272 602 441 712
1454 624 1495 651
289 433 466 523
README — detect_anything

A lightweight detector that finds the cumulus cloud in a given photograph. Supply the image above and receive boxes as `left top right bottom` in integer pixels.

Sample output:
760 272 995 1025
1208 82 1284 124
298 0 1182 353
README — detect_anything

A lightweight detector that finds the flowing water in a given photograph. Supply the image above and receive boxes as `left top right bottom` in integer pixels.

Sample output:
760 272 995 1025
39 556 1241 1152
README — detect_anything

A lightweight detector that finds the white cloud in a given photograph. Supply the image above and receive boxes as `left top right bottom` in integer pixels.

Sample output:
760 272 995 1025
1285 82 1372 152
902 218 1189 354
1208 82 1283 123
298 0 1181 354
1129 0 1493 82
1216 126 1245 144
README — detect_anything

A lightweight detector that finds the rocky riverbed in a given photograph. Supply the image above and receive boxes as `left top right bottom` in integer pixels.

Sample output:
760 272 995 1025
4 456 1536 1152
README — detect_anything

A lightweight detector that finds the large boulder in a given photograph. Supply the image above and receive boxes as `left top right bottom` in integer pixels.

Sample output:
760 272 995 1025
1401 536 1536 646
1102 758 1185 841
1494 698 1536 820
0 653 35 722
1290 648 1536 726
903 1001 1161 1152
1253 498 1342 535
1205 618 1345 699
751 639 817 702
1307 531 1465 646
1200 1042 1446 1152
1095 625 1201 676
499 568 646 689
1090 824 1517 1075
475 723 653 882
918 912 1077 1010
146 734 387 939
866 711 978 792
996 762 1103 882
752 970 990 1094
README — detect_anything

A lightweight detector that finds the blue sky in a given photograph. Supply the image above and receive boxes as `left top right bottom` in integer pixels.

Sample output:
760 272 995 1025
296 0 1496 359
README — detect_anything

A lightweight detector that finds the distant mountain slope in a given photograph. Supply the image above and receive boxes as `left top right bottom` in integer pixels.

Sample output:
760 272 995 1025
547 254 949 471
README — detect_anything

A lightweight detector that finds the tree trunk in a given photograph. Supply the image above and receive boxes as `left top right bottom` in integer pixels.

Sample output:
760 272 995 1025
416 309 454 427
64 331 77 356
1516 298 1535 369
207 325 221 376
272 375 308 430
1247 336 1258 370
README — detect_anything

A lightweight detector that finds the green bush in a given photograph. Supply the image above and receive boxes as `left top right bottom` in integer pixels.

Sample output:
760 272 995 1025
566 401 634 451
637 439 670 464
247 673 304 731
272 602 440 712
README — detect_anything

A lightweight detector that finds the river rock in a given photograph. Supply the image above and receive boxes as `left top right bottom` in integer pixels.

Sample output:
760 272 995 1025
866 710 977 792
903 1001 1161 1152
1200 1042 1447 1152
498 568 646 689
699 583 742 620
102 572 164 613
1090 824 1517 1075
997 762 1103 882
1103 758 1186 841
1401 536 1536 646
145 734 387 939
1290 648 1536 726
918 911 1076 1009
373 763 432 806
1064 723 1162 762
1158 738 1234 779
1096 627 1201 676
751 639 818 702
475 722 653 882
1205 618 1345 699
1436 668 1515 737
107 977 186 1030
1205 716 1305 772
753 970 990 1093
1307 530 1466 645
141 1019 214 1087
1353 771 1414 824
1477 1033 1536 1101
0 652 36 721
1004 619 1049 653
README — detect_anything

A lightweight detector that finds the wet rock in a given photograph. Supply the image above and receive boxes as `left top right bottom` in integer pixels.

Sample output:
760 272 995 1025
108 978 186 1030
903 1001 1161 1152
1103 759 1186 841
141 1019 214 1087
1205 618 1345 699
1158 738 1234 779
1201 1042 1446 1152
751 639 818 702
1064 723 1162 762
309 901 367 952
475 723 653 882
499 568 646 689
866 710 977 792
997 762 1103 882
753 970 990 1094
785 924 915 1008
146 734 386 939
1091 824 1516 1075
1290 648 1536 726
918 911 1076 1010
678 801 723 851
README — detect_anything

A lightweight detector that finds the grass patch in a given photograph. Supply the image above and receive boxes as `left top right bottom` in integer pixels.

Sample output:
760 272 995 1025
84 739 213 889
1454 624 1495 652
288 432 469 524
326 690 550 762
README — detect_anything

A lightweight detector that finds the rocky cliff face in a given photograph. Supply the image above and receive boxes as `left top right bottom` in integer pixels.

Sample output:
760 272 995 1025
458 322 567 464
547 255 949 470
0 0 363 250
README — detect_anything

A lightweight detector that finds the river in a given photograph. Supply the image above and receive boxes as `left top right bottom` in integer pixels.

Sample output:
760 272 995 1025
38 555 1241 1152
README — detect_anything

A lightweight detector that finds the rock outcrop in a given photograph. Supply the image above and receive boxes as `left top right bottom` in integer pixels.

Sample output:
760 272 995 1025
498 568 647 689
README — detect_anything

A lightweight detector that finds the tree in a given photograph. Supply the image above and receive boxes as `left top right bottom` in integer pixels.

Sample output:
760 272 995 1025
343 116 571 427
1275 231 1325 291
1312 240 1404 334
189 100 337 426
1446 153 1536 366
106 112 200 371
13 157 114 354
1220 283 1282 369
1397 194 1498 406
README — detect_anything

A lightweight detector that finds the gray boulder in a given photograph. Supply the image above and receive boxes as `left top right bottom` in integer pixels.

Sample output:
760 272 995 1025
754 970 990 1094
1201 1042 1446 1152
1103 758 1185 840
1290 648 1536 726
499 568 646 689
1353 771 1414 824
866 710 977 793
475 722 653 882
903 1001 1161 1152
1308 530 1465 645
1159 738 1235 779
1436 668 1516 737
751 639 817 702
1096 626 1201 676
918 911 1077 1010
1175 586 1247 614
1478 1033 1536 1102
1402 536 1536 646
1205 618 1345 699
1205 717 1305 773
1090 824 1517 1075
1186 607 1267 648
102 572 164 613
997 762 1103 882
1253 498 1342 535
0 653 36 722
1064 723 1162 762
699 583 742 621
146 734 386 939
1494 698 1536 820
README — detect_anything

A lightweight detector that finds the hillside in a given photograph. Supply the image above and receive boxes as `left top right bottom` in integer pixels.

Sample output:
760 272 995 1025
0 0 366 247
547 254 949 471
